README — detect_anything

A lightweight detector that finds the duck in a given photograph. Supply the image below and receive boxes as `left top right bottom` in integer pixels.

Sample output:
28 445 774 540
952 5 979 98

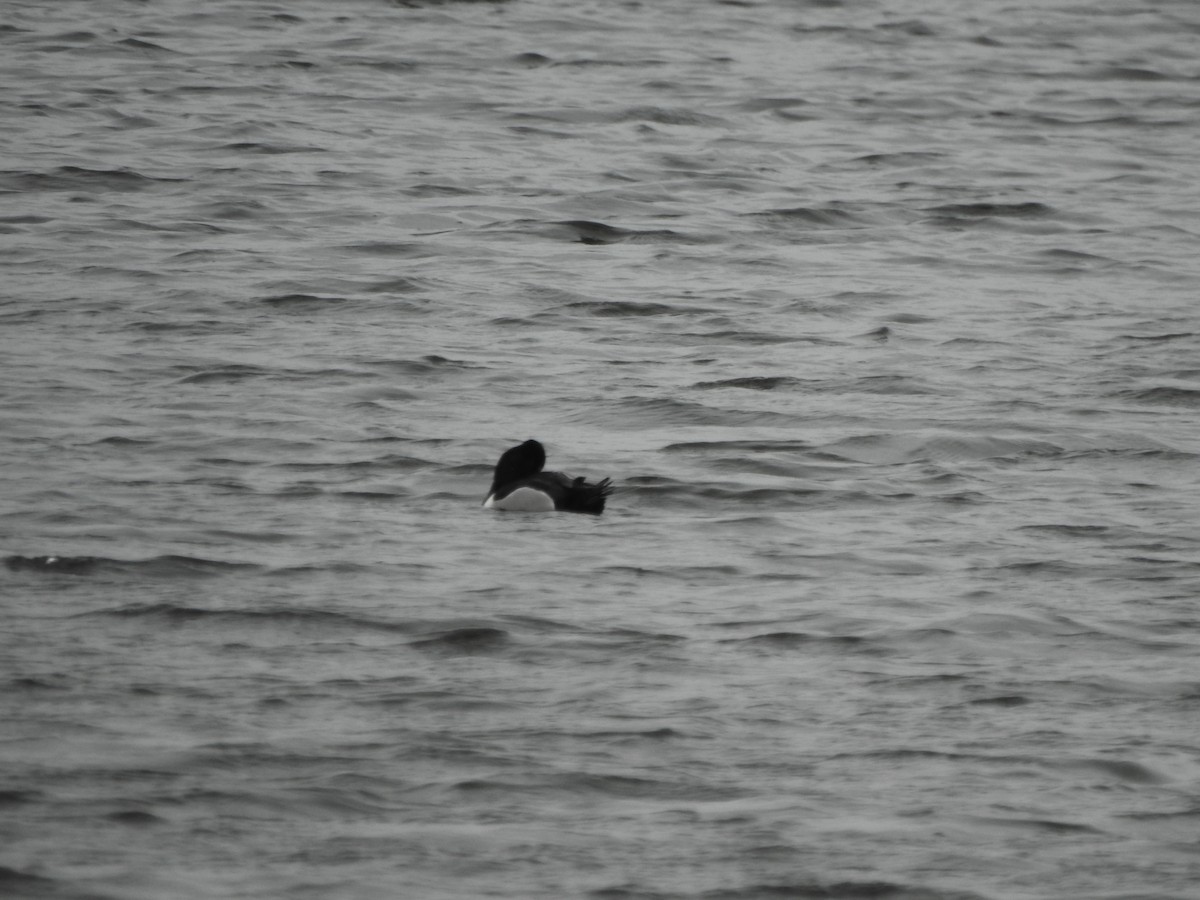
483 439 612 514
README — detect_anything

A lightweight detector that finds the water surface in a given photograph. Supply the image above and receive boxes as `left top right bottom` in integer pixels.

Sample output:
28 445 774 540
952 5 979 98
3 0 1200 898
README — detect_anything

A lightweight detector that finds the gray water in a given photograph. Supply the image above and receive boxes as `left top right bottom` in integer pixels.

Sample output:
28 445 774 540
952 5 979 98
3 0 1200 898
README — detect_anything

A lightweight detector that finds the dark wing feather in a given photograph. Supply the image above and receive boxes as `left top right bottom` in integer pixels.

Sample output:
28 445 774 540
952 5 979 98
562 475 612 514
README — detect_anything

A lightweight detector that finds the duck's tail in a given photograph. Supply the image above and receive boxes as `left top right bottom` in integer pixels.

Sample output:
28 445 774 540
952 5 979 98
567 476 613 514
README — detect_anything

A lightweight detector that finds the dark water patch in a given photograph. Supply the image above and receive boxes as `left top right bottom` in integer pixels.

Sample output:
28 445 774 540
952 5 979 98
606 627 686 645
24 29 99 44
173 364 274 384
268 561 429 578
883 312 936 324
114 37 176 53
200 527 293 545
402 182 481 198
107 809 164 826
452 770 744 803
347 384 422 403
252 293 354 310
537 625 687 664
87 602 424 636
336 240 434 258
1037 248 1113 265
742 205 874 229
993 559 1108 578
664 439 814 455
972 816 1103 835
1120 332 1196 343
0 867 56 896
574 727 683 742
549 56 669 71
508 123 577 139
677 329 840 347
361 354 476 375
692 879 959 900
0 214 55 228
1032 248 1124 273
591 884 681 898
108 217 176 233
693 376 805 391
736 96 810 113
878 18 937 37
1053 446 1199 465
362 276 432 294
720 631 867 652
218 141 327 155
1119 808 1200 822
0 789 43 807
5 555 101 575
1089 66 1171 81
550 220 700 245
845 150 947 168
1061 758 1165 784
392 0 514 8
826 749 1132 789
1114 386 1200 408
922 201 1054 220
1017 524 1110 538
495 613 581 634
965 695 1030 707
409 626 510 655
934 490 992 505
0 166 181 194
512 51 553 67
8 676 69 692
192 198 274 220
846 374 932 395
558 300 700 317
77 264 160 281
597 563 741 581
338 55 418 74
613 106 728 127
934 612 1094 639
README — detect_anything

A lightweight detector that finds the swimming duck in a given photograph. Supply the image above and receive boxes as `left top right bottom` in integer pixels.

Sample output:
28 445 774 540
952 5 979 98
483 439 612 514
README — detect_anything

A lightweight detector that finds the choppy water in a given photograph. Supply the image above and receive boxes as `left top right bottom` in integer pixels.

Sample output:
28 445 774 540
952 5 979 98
4 0 1200 898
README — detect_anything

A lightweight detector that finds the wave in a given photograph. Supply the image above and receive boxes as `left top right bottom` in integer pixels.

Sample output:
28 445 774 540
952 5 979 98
1114 386 1200 408
691 374 934 395
693 375 807 391
829 747 1166 787
924 201 1054 219
817 433 1063 465
719 631 868 652
590 879 992 900
617 476 826 509
0 867 56 895
82 602 425 636
567 396 807 429
0 165 183 194
409 626 511 655
487 218 708 245
4 554 257 578
742 204 887 229
664 439 814 454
